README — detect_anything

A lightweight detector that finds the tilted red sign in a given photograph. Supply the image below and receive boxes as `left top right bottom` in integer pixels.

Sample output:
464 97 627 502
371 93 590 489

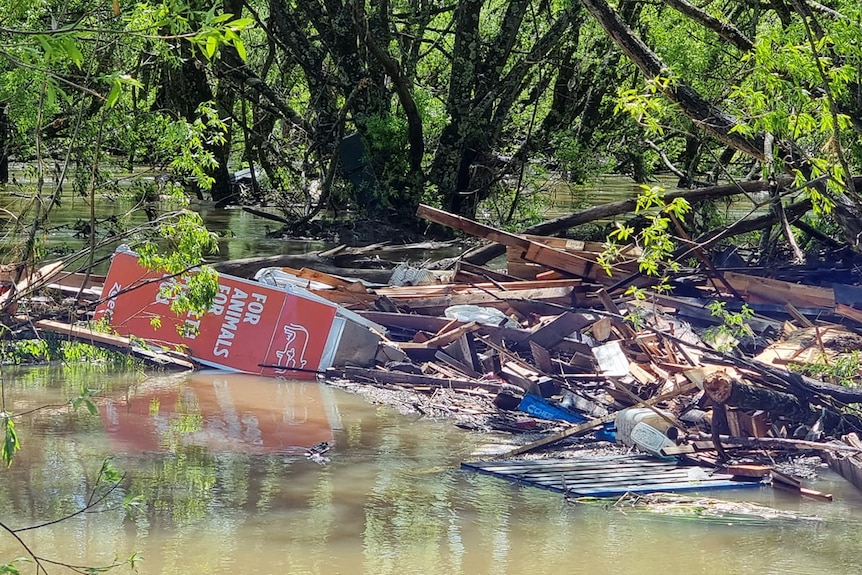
95 249 339 376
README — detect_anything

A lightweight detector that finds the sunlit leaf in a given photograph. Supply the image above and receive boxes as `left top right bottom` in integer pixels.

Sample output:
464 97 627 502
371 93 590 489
228 18 254 29
105 81 121 108
1 414 20 467
233 38 247 61
204 35 218 59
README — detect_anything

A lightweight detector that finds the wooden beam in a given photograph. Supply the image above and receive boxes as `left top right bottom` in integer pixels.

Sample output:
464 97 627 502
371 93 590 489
417 204 531 250
723 271 835 309
418 204 631 282
341 366 500 391
31 318 194 369
0 261 65 309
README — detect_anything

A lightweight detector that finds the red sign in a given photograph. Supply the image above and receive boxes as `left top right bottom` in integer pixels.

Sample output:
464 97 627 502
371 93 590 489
95 249 339 376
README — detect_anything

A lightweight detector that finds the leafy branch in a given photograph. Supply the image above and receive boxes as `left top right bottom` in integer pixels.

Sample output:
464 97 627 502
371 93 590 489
0 459 143 574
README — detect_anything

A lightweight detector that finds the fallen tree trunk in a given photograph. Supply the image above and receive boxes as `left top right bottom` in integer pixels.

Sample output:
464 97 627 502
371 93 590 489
703 372 818 424
463 179 782 265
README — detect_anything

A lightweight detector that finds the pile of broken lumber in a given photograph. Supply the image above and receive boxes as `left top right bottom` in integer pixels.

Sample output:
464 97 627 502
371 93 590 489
6 202 862 497
315 205 862 496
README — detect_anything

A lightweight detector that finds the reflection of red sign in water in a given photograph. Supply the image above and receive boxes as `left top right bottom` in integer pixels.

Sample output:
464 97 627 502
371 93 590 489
94 249 339 377
100 373 336 454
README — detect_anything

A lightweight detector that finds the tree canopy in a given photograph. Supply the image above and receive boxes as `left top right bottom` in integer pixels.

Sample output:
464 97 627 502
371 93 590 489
1 0 861 244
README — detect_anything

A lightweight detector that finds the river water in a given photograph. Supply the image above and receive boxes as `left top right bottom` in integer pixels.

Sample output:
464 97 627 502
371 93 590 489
2 178 860 573
2 367 862 575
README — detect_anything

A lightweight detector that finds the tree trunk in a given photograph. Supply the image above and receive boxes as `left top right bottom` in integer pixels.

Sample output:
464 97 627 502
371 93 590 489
0 103 8 184
430 5 575 217
703 372 818 424
661 0 753 52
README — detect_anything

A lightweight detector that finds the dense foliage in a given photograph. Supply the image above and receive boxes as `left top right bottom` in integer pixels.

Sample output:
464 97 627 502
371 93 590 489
0 0 860 233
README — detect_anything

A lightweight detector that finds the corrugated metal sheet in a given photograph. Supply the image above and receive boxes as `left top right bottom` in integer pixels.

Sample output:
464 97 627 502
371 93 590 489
462 454 761 497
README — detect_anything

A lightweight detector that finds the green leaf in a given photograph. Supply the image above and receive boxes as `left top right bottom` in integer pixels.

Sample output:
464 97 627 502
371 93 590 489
105 81 122 108
35 34 53 56
62 37 84 69
127 551 143 569
204 35 218 59
212 12 234 23
228 18 255 28
0 559 30 575
99 458 123 483
233 38 247 61
1 414 20 467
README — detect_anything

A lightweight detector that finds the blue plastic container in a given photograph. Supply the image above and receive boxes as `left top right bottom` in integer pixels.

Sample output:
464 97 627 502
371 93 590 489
594 423 616 442
518 394 589 424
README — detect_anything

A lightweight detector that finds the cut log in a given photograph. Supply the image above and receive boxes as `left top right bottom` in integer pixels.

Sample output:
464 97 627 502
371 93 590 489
702 371 818 424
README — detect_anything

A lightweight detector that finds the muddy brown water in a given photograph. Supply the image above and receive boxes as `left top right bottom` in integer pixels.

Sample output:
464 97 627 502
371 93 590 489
2 367 862 575
2 176 853 573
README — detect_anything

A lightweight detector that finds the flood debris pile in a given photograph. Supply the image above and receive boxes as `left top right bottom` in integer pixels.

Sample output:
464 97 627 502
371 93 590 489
6 202 862 502
309 204 862 499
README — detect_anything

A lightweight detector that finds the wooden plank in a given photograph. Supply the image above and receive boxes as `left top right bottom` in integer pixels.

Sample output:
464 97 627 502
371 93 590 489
0 261 65 308
414 322 481 349
295 267 362 289
723 271 835 309
46 271 107 291
530 341 554 373
522 235 620 254
520 311 593 350
417 204 532 250
784 303 815 327
726 464 771 478
388 286 576 314
342 366 499 391
374 279 583 298
435 350 481 379
32 318 194 369
454 261 523 284
661 445 696 456
419 204 629 282
304 286 376 307
356 310 530 342
524 242 617 282
835 303 862 324
505 258 547 280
